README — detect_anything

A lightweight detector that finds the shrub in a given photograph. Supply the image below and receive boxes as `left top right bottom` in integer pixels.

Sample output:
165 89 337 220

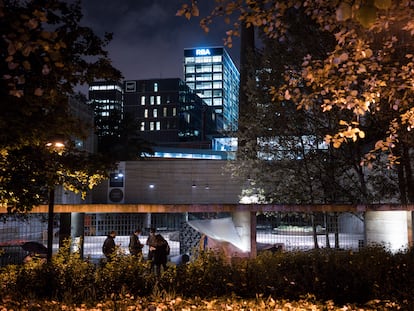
50 239 98 303
172 250 235 297
94 249 154 300
1 244 414 307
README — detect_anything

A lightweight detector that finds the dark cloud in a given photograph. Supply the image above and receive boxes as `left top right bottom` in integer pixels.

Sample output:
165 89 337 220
80 0 240 84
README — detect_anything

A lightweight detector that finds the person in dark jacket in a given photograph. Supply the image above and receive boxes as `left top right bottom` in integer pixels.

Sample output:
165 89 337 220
153 233 169 276
102 231 116 261
146 227 157 271
129 228 143 257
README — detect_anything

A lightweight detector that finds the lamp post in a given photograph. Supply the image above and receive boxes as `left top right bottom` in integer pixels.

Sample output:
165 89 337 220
47 187 55 262
45 140 65 262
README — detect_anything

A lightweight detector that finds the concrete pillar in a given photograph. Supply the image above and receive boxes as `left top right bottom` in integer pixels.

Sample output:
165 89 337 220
59 213 71 250
232 211 252 253
58 213 85 258
71 213 84 258
365 211 410 252
250 212 257 258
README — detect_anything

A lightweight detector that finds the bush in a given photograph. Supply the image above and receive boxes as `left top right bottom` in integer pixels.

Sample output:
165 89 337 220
94 251 154 299
1 244 414 308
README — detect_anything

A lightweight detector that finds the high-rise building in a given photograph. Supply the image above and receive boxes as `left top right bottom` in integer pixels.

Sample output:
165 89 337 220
88 81 123 139
183 47 240 132
123 78 217 148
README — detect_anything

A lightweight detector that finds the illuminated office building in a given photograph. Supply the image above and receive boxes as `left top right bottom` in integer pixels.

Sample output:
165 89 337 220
123 78 217 148
184 47 240 132
88 81 123 139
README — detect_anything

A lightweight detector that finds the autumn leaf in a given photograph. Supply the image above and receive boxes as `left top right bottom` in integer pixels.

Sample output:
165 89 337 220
34 88 44 96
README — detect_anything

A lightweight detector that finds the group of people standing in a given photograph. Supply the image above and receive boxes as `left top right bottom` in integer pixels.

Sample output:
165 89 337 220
102 227 170 275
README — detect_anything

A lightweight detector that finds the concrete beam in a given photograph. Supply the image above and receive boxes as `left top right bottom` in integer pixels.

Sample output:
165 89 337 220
29 203 414 213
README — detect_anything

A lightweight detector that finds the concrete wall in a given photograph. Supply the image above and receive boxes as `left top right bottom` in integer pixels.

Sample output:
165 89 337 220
92 159 245 204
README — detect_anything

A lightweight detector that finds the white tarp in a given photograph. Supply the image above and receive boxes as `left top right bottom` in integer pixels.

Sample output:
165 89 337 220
187 217 247 251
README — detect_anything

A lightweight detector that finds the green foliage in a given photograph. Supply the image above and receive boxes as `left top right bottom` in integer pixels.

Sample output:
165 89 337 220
172 250 235 297
0 0 121 212
50 239 97 303
94 251 154 299
1 245 414 308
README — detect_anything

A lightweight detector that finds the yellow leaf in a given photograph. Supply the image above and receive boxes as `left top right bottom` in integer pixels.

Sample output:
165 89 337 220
374 0 392 10
284 90 291 100
336 2 352 21
339 53 349 62
23 61 31 70
34 88 44 96
356 5 377 28
191 4 199 17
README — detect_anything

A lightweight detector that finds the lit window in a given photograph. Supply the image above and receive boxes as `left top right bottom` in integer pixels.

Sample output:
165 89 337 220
150 122 154 131
213 90 222 97
141 96 146 105
197 64 212 73
154 83 158 92
213 98 222 105
186 75 195 81
144 109 148 118
213 65 222 72
163 107 167 117
212 55 222 62
150 96 154 105
185 57 195 64
213 81 222 88
196 81 212 89
203 90 212 97
140 122 145 131
186 66 195 73
195 56 212 63
213 73 222 80
153 108 158 118
172 107 176 116
156 121 160 130
156 95 161 105
196 74 212 81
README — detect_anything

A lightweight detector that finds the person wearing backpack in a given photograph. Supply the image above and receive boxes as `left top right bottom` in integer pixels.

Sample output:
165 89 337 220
153 233 169 276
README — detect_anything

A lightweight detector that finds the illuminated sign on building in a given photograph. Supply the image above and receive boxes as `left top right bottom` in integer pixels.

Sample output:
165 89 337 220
196 48 211 56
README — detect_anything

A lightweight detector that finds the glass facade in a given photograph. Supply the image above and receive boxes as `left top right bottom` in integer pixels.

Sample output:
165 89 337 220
88 81 123 138
184 47 240 132
123 78 218 146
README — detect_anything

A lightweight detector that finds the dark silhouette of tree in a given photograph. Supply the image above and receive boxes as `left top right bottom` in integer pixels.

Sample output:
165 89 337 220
98 113 154 161
0 0 122 211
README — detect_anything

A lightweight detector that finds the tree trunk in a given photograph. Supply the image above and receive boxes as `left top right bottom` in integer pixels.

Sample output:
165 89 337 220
237 23 255 160
402 144 414 203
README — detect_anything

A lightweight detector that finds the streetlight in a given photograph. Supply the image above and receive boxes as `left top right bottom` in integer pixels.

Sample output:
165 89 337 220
45 140 65 262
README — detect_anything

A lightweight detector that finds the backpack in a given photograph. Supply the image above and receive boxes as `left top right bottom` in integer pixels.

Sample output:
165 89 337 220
156 233 170 255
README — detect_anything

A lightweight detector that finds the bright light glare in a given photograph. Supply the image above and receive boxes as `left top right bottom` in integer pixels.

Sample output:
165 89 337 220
46 142 65 148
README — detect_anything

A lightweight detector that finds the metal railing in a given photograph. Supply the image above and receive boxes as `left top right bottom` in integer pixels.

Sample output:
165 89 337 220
0 211 365 266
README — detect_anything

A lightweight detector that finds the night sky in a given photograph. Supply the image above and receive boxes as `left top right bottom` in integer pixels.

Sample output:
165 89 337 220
80 0 241 93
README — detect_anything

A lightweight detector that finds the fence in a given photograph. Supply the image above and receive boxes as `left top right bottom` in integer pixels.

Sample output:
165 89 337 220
0 210 365 266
